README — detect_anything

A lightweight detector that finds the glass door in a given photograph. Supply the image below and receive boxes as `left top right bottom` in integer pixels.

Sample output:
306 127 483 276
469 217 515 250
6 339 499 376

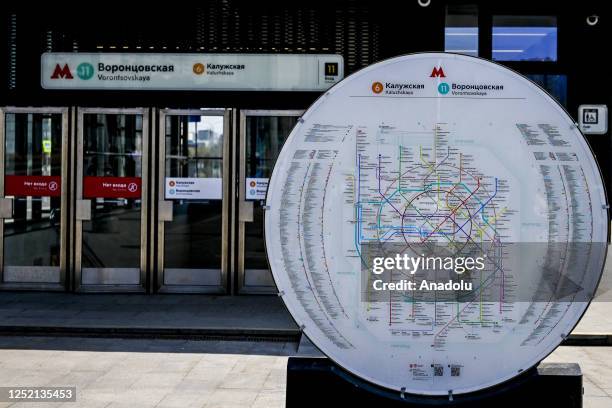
237 110 302 293
0 107 68 289
75 108 149 291
157 109 229 293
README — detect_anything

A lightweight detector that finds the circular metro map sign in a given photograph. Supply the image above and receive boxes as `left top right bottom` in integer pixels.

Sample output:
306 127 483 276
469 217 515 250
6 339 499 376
265 53 607 395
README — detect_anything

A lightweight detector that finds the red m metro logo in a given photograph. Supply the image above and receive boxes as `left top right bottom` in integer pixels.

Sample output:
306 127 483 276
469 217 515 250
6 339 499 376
430 66 446 78
50 64 73 79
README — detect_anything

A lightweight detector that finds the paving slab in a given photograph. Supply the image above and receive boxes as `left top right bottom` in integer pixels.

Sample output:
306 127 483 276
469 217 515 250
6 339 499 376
0 337 608 408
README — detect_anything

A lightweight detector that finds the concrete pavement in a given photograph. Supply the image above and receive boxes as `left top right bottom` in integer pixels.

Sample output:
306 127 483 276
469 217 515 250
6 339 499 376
0 336 295 408
0 336 609 407
0 265 609 340
0 243 611 407
0 293 299 339
0 245 611 340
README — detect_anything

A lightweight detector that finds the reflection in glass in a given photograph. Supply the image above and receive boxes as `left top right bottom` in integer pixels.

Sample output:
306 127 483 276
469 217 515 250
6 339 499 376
3 113 62 281
82 114 142 272
445 5 479 56
493 16 557 61
245 116 298 271
164 115 224 275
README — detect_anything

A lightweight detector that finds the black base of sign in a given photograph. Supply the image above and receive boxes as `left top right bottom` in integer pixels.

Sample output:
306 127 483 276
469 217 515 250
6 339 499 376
286 357 582 407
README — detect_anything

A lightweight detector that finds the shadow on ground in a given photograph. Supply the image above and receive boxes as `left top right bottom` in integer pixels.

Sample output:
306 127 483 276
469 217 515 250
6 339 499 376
0 335 299 356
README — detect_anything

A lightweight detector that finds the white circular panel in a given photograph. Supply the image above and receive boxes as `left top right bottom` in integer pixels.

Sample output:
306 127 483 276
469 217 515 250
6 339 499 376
265 53 607 395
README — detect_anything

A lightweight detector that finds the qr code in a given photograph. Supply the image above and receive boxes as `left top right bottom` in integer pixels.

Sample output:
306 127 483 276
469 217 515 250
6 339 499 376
433 364 444 377
450 365 461 377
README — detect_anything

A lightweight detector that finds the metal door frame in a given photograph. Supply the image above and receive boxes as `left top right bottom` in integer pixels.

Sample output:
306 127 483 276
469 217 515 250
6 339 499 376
74 107 149 292
156 109 230 293
0 107 69 290
236 109 303 294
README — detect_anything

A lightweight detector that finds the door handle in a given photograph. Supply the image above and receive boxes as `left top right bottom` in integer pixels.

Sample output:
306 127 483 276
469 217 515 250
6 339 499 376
239 200 254 222
159 200 173 222
76 199 92 221
0 197 13 219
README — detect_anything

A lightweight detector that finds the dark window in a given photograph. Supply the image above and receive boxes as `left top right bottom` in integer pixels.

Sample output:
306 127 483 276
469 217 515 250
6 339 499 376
526 74 567 107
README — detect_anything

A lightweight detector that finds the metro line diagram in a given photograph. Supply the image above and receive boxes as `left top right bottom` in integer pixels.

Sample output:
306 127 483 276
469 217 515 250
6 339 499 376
352 123 517 343
266 54 608 393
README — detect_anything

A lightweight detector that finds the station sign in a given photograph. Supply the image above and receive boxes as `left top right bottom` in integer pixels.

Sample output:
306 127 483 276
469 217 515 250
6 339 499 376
245 178 269 200
4 175 61 197
164 177 222 200
41 53 344 91
83 176 141 199
578 104 608 135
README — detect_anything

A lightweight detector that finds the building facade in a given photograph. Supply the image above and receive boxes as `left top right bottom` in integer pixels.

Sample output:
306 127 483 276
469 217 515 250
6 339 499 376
0 0 609 293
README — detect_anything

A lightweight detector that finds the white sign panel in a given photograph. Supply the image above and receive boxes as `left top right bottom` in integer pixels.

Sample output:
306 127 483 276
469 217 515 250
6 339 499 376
165 178 222 200
265 53 607 395
41 53 343 91
245 178 269 200
579 104 608 135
